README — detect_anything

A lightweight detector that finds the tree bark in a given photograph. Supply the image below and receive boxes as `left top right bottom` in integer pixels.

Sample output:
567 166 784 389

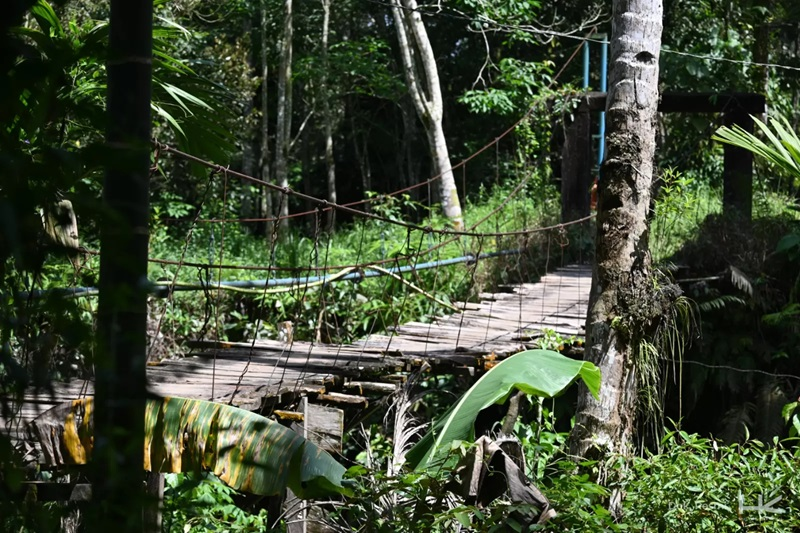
390 0 464 229
350 108 372 208
93 0 151 530
320 0 337 231
569 0 664 459
751 0 771 103
274 0 293 234
260 0 274 235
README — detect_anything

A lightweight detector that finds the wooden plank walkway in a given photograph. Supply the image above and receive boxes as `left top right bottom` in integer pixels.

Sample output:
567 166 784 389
2 264 591 441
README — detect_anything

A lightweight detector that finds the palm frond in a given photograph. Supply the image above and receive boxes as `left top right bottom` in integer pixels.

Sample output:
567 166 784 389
713 115 800 180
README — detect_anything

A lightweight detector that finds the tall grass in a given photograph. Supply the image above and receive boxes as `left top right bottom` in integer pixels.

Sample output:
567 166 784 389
650 170 722 263
650 169 799 264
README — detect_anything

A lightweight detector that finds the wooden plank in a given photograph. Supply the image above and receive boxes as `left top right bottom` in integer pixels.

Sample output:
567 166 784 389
303 400 343 453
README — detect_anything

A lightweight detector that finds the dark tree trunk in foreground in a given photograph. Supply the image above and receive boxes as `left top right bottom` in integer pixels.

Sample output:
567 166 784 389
93 0 152 530
569 0 664 459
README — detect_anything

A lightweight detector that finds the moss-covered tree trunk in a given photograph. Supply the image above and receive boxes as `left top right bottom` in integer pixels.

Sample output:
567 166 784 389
569 0 664 459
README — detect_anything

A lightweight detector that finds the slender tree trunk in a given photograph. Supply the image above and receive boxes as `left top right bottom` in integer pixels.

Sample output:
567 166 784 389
398 96 420 200
301 84 315 216
274 0 293 234
569 0 664 459
258 0 274 236
390 0 464 229
320 0 337 231
260 0 273 236
355 131 372 202
239 13 258 233
752 0 770 123
93 0 151 530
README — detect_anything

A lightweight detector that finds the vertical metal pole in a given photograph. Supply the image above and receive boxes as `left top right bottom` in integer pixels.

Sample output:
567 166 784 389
598 34 608 168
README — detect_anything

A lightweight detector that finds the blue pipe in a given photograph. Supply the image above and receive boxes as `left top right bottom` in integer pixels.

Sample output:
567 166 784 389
20 249 526 299
582 39 590 89
598 34 608 168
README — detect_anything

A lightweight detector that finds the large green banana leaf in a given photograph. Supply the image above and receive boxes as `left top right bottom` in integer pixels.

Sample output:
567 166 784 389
27 396 348 499
406 349 601 470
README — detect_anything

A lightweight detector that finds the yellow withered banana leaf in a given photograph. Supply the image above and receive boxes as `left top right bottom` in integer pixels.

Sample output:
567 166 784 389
27 396 348 499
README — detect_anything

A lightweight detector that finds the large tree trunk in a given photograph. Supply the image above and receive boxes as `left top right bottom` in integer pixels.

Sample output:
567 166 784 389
93 0 151 529
390 0 463 230
274 0 292 234
569 0 664 460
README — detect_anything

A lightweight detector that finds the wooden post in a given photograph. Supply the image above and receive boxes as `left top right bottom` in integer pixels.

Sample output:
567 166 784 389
560 104 592 222
722 107 754 221
284 399 343 533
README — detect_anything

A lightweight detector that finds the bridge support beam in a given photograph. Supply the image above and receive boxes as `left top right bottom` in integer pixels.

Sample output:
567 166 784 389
560 105 593 223
557 92 766 223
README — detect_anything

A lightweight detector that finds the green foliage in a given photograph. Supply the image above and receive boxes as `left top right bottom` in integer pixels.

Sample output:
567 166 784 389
406 349 600 470
651 169 722 262
336 399 800 532
621 432 800 532
147 181 564 351
533 328 579 352
460 59 554 115
542 432 800 532
163 473 270 533
714 114 800 192
667 209 800 441
1 0 236 387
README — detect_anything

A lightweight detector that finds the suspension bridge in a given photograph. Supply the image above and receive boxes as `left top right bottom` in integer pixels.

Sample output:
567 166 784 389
2 263 591 444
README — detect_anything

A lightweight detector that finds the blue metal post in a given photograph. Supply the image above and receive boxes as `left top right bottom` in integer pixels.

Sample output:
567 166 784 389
598 34 608 168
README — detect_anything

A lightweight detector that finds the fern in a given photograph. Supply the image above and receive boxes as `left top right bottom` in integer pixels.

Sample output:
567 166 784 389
728 266 754 297
698 294 747 312
762 303 800 326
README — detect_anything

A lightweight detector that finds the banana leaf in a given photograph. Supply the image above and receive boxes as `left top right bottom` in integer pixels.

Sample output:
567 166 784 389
27 396 348 499
406 349 601 470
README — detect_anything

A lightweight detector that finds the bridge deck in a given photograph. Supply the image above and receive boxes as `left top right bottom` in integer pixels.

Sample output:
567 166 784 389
2 264 591 440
